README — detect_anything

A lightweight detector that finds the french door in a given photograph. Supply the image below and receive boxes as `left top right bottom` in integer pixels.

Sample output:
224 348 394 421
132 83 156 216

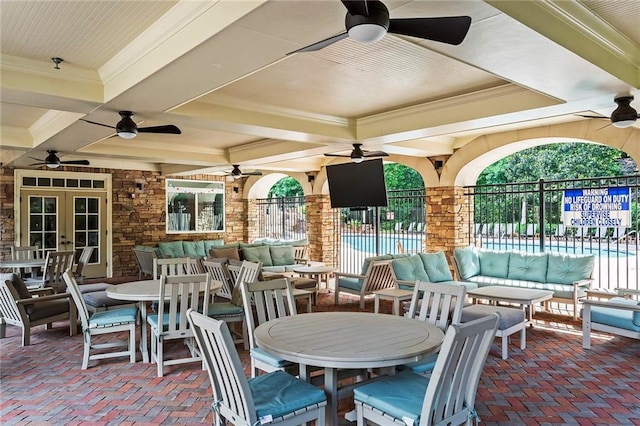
16 170 111 278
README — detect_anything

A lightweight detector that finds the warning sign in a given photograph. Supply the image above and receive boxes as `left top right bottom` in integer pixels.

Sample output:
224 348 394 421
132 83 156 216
562 188 630 228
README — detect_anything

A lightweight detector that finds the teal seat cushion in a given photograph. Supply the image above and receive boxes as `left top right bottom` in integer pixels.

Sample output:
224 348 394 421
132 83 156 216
546 253 594 284
583 297 640 331
507 252 548 283
158 241 185 258
249 370 326 420
438 280 478 290
262 265 287 273
269 245 295 267
338 276 364 291
89 307 137 328
391 255 430 282
419 251 453 282
183 241 205 258
478 249 510 278
242 246 273 267
250 348 292 368
454 246 480 280
206 302 243 317
353 370 428 425
403 353 438 375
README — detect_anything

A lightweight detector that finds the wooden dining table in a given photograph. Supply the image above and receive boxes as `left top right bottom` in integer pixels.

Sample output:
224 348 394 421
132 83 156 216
254 311 444 426
106 279 221 363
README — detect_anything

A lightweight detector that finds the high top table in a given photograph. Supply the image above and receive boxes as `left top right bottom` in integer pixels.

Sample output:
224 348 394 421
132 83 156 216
106 279 221 363
254 311 444 425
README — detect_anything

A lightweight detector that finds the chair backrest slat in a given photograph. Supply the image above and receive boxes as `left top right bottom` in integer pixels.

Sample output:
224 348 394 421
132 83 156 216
420 313 499 426
134 248 157 279
153 257 192 279
201 260 234 300
158 274 210 337
240 277 296 351
63 269 91 330
43 251 75 292
188 310 257 425
407 281 467 331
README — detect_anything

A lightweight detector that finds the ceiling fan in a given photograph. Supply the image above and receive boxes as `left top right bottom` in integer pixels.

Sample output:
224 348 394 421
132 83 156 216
30 150 90 169
289 0 472 54
578 96 639 129
324 143 389 163
80 111 181 139
226 165 263 178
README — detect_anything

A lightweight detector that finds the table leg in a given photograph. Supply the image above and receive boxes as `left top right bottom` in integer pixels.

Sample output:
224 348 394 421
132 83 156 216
324 366 339 426
139 302 149 363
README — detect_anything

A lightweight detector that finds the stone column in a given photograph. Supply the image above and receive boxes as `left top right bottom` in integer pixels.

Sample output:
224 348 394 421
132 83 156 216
305 194 336 266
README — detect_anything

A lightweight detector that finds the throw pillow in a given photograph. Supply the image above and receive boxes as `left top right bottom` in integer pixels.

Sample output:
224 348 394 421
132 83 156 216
269 245 295 267
453 246 480 280
419 251 453 282
210 247 241 261
507 252 548 283
158 241 185 258
478 249 510 278
183 241 205 258
391 255 430 282
546 253 594 285
241 246 273 267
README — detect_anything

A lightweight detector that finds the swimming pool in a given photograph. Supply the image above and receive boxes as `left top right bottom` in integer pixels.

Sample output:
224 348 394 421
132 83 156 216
341 234 636 258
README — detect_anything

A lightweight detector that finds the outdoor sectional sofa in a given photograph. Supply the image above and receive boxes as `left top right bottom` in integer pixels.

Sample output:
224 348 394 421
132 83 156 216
389 251 479 291
453 246 595 320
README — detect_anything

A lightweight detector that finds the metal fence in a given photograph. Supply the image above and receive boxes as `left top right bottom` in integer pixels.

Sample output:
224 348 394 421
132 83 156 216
467 176 640 291
254 196 306 241
332 188 427 274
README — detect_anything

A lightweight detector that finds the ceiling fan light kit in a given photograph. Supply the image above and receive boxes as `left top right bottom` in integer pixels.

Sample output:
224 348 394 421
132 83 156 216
325 143 389 162
116 111 138 139
611 96 637 128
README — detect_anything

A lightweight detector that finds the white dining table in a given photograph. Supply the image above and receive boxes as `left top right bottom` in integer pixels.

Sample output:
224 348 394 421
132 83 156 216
254 311 444 426
106 279 221 363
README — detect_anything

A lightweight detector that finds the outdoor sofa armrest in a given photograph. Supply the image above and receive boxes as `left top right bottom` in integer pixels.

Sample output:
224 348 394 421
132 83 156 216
618 288 640 298
573 278 594 289
582 298 640 312
16 292 73 306
29 287 55 296
394 279 416 289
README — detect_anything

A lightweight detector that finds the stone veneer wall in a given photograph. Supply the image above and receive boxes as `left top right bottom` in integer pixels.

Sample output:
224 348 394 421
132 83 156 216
425 186 469 274
305 194 335 265
0 167 246 277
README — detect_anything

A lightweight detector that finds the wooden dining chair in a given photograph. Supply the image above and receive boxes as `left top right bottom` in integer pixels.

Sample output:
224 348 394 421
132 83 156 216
240 278 298 378
354 313 500 426
27 250 75 293
63 270 137 369
152 257 192 279
401 281 467 376
186 310 327 426
73 246 94 284
146 273 211 377
201 259 248 349
10 245 41 279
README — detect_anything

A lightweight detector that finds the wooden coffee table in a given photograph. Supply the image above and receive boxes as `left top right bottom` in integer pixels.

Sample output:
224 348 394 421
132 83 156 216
466 286 554 325
293 265 337 292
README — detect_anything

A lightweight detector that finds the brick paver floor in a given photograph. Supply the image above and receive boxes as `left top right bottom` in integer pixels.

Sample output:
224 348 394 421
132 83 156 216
1 277 639 425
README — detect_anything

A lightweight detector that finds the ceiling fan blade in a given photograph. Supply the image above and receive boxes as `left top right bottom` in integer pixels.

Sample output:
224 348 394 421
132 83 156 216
243 171 263 176
137 125 181 134
576 114 608 119
362 150 389 157
288 32 349 54
341 0 369 16
60 160 90 165
29 162 45 166
324 153 350 157
388 16 472 45
80 119 117 130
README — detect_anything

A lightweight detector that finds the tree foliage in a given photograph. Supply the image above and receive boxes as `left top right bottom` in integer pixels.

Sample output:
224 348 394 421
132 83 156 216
477 143 630 184
383 163 424 190
268 177 303 198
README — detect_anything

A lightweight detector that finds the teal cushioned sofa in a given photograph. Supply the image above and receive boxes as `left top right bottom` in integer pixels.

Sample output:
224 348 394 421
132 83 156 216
210 239 309 273
453 246 595 320
389 251 478 291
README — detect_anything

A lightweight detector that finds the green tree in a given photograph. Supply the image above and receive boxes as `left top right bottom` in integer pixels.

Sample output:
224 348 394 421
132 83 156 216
268 176 303 197
383 163 424 190
477 143 628 184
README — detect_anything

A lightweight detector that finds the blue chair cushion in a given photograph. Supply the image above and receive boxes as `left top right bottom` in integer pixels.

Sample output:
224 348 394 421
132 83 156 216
583 297 640 331
206 302 243 317
354 370 428 425
249 370 326 420
391 255 430 282
250 348 292 368
158 241 185 258
89 307 137 328
338 276 364 291
419 251 453 282
403 353 438 375
183 241 206 258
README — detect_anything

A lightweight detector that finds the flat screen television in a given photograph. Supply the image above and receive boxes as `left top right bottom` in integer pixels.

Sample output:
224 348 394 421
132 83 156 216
326 158 388 209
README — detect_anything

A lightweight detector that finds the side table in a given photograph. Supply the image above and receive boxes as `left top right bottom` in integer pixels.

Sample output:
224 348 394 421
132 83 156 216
373 288 413 315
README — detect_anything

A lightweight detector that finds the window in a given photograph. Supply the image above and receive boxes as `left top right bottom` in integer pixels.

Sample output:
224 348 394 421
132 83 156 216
166 179 225 233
